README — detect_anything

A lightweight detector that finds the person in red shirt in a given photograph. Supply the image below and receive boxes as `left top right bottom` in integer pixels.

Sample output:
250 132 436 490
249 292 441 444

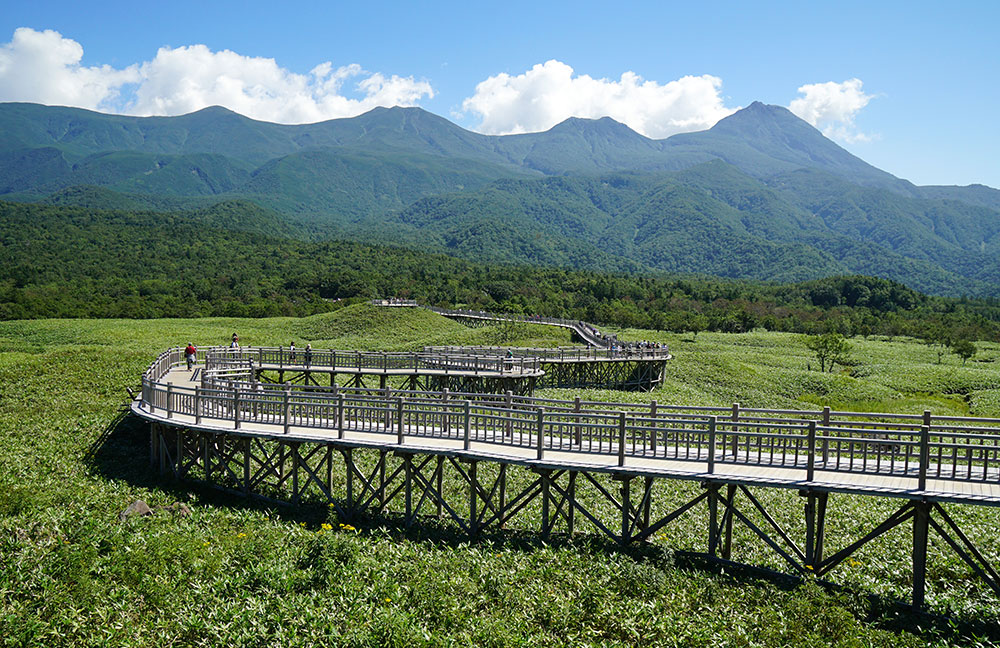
185 343 197 370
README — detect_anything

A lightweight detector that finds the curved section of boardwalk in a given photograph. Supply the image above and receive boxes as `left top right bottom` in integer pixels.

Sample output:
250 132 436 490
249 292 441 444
423 305 621 349
134 346 1000 608
142 348 1000 505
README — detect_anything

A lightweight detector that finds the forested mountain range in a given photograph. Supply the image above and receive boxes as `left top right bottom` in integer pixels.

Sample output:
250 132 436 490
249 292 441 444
1 100 999 296
5 199 1000 346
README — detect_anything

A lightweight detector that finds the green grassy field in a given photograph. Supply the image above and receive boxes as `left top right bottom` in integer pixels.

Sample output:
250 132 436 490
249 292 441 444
2 304 1000 647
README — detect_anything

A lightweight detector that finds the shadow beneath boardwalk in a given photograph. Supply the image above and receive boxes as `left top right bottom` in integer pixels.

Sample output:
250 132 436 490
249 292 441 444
86 409 1000 644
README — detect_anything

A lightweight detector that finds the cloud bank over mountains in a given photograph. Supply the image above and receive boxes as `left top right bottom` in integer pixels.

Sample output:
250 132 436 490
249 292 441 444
0 27 873 143
0 28 433 123
459 60 736 138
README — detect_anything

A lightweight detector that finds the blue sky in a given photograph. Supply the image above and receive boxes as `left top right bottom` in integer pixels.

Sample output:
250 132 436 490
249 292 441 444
1 0 997 187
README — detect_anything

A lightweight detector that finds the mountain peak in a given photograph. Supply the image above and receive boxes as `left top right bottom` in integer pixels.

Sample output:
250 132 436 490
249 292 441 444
710 102 815 137
548 115 649 141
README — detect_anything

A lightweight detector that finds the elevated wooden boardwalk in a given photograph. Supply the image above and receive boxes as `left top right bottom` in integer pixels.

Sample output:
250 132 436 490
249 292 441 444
134 346 1000 608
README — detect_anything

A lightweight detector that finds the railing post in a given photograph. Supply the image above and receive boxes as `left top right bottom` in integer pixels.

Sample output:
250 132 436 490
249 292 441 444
708 416 717 474
283 388 291 435
505 390 513 437
807 421 816 482
918 424 930 491
618 411 627 467
650 400 658 454
233 387 241 429
822 406 831 464
397 397 405 445
337 394 345 439
573 397 582 445
442 388 450 434
731 402 740 458
195 386 202 425
536 408 545 460
166 384 174 419
464 400 472 450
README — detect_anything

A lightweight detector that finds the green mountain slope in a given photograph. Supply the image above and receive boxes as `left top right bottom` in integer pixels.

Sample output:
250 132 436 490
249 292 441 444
2 101 999 297
241 147 534 223
381 164 994 295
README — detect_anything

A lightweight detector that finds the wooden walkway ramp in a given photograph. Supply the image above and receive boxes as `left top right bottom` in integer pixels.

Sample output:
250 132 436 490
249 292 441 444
134 346 1000 608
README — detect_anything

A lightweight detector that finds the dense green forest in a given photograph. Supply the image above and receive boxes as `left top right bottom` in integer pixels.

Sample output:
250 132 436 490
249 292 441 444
3 200 999 343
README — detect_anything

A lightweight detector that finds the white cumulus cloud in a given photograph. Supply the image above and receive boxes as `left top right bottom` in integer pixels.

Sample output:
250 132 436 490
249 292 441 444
461 60 737 138
0 27 140 110
788 78 874 143
0 28 433 123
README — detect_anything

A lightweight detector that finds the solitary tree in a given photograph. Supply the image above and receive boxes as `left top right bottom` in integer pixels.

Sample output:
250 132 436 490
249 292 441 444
951 338 977 365
804 333 852 373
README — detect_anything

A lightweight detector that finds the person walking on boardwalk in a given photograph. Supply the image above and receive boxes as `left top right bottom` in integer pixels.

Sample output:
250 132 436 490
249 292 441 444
304 343 312 366
185 343 197 370
230 333 239 349
289 341 296 362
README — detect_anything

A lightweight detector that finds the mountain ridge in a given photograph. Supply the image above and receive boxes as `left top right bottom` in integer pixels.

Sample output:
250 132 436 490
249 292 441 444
2 100 999 297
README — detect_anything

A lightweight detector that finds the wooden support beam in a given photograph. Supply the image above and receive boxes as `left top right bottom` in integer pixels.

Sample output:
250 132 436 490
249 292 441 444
620 476 632 544
541 469 551 539
242 438 250 496
404 454 413 525
469 461 478 536
707 483 720 557
436 455 445 518
722 484 736 560
567 471 577 536
913 500 930 608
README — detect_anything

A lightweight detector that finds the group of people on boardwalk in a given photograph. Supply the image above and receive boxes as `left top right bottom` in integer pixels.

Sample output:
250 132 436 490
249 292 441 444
286 342 312 364
609 340 668 358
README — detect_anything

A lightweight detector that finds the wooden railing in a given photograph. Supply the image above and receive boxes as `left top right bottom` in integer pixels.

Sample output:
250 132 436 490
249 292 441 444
141 349 1000 485
423 306 615 349
203 346 542 376
423 345 671 361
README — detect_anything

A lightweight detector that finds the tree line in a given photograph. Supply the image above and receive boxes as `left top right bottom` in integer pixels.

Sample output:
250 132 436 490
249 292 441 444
2 201 1000 343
